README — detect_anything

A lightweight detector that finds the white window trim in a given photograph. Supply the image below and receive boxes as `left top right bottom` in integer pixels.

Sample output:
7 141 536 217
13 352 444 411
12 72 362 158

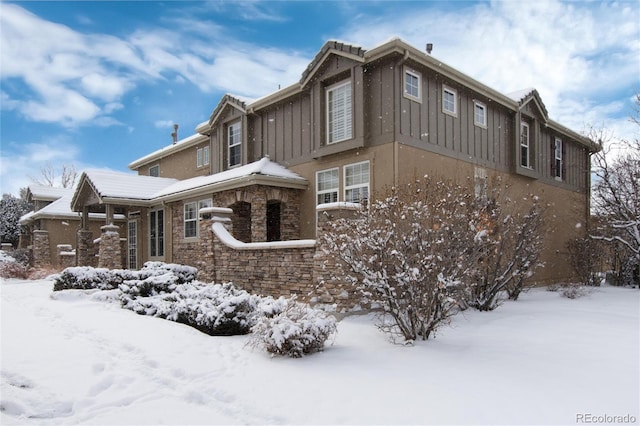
344 161 370 204
196 148 203 168
443 86 457 116
228 121 242 168
316 168 339 205
203 146 210 166
326 80 353 145
184 201 198 239
474 101 487 127
520 122 531 169
403 68 421 102
554 137 563 180
149 208 164 259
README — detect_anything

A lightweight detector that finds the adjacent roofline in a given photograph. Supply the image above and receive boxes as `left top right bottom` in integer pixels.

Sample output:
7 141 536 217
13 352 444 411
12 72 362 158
128 133 208 170
209 94 248 127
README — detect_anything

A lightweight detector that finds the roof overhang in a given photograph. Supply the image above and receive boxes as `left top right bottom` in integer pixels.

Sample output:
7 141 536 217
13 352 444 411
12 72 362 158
128 133 208 170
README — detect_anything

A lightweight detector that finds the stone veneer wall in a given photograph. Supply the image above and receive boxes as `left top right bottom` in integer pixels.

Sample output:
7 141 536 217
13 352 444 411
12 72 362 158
171 185 302 275
199 205 366 313
98 224 122 269
32 230 50 268
77 230 97 267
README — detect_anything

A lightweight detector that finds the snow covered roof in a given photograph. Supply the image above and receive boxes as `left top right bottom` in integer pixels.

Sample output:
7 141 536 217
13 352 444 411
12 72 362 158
82 169 178 200
71 158 307 209
128 133 208 170
20 191 125 224
505 88 537 103
153 157 307 201
26 185 72 202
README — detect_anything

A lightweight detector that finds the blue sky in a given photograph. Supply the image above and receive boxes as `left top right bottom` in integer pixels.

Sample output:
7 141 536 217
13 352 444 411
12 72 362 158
1 0 638 196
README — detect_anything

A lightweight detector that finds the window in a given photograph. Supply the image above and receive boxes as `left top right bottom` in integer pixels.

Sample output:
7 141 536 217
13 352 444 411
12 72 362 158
196 146 210 168
520 122 530 168
443 87 457 115
474 101 487 127
149 165 159 177
128 220 137 270
344 161 370 203
184 202 197 238
185 199 212 239
149 209 164 257
554 138 563 180
326 81 353 144
228 122 242 168
404 69 421 101
316 168 339 205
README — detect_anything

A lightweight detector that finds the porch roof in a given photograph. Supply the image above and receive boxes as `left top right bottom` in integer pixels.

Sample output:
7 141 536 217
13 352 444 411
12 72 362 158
71 158 308 210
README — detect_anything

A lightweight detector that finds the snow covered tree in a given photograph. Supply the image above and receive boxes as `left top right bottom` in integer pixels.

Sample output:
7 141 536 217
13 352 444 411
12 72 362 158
467 184 545 310
320 176 483 342
590 95 640 287
0 194 31 247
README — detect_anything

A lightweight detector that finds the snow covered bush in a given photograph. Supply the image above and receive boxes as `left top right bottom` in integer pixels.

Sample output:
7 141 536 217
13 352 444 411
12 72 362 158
53 267 137 291
321 176 480 342
249 297 337 357
467 186 545 310
0 253 28 279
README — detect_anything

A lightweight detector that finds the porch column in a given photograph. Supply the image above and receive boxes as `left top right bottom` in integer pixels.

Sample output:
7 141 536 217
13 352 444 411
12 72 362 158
32 230 50 268
98 224 122 269
76 229 95 267
251 192 267 242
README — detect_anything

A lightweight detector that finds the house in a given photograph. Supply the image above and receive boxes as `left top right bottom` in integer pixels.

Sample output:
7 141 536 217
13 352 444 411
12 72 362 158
55 38 597 305
19 185 126 268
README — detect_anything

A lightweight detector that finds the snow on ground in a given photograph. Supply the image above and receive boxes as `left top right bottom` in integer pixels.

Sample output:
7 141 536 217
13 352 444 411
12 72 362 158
1 278 638 425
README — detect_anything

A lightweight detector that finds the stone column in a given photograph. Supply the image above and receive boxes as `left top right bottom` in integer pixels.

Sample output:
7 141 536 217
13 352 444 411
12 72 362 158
32 230 50 268
251 191 267 243
57 244 75 268
77 229 95 267
98 224 122 269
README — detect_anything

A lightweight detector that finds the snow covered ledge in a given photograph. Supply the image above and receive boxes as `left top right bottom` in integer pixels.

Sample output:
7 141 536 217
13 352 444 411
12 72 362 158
203 207 316 250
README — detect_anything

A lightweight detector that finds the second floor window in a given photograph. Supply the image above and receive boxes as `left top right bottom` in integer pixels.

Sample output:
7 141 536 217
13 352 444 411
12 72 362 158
228 122 241 168
520 122 530 168
443 87 457 115
149 165 159 177
474 102 487 127
404 69 421 101
197 146 210 168
316 168 339 204
326 81 353 144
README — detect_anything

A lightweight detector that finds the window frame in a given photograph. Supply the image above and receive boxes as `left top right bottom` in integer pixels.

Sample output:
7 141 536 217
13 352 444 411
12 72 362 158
316 168 339 205
520 121 531 168
474 101 487 127
149 208 164 258
442 86 457 116
344 161 370 204
554 137 563 180
196 148 203 168
403 68 421 102
203 146 210 166
228 121 242 168
149 165 159 177
326 80 353 145
184 201 198 239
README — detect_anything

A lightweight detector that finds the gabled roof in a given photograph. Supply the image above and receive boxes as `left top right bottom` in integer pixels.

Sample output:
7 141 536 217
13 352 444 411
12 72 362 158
71 169 179 210
153 157 308 202
71 158 308 209
20 191 125 225
299 40 366 87
507 88 549 122
26 185 71 202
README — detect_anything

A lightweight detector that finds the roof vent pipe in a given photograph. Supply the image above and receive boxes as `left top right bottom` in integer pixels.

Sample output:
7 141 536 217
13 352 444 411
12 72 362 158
426 43 433 54
171 123 179 144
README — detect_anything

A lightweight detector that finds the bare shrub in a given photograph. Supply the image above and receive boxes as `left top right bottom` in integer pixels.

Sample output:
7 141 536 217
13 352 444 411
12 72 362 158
567 237 601 286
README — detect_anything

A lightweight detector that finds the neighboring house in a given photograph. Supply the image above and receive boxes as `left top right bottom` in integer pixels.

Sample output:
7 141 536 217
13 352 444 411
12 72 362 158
65 38 597 297
19 185 125 268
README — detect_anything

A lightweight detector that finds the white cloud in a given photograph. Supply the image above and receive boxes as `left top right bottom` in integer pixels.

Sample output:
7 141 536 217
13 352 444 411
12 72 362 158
154 120 175 129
